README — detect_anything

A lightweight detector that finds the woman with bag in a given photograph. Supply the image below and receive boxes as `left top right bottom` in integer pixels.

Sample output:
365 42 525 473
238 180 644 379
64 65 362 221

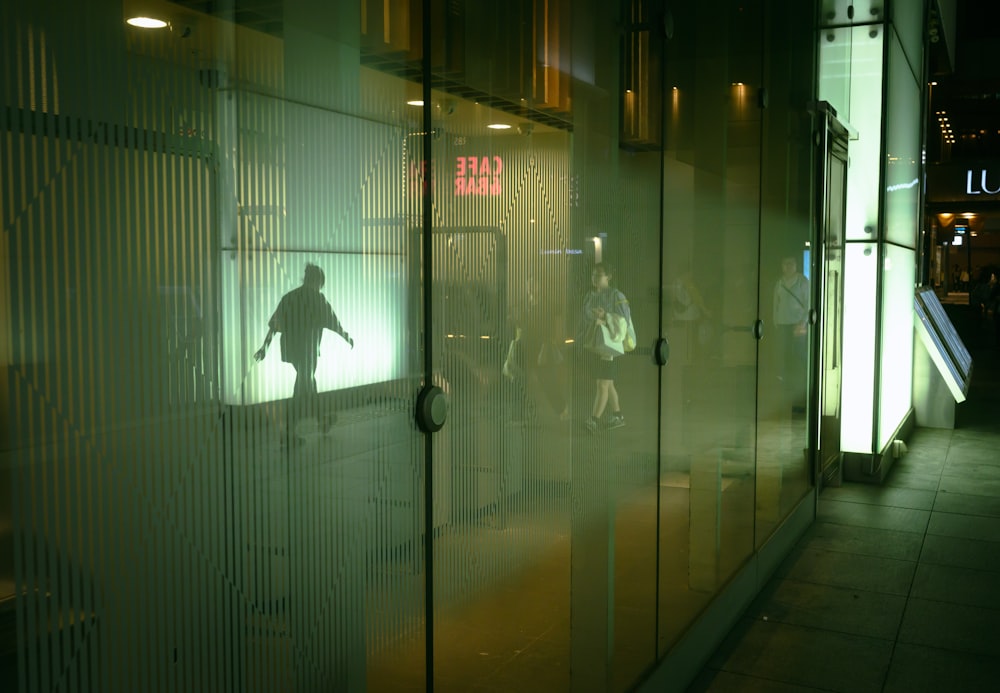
579 263 631 432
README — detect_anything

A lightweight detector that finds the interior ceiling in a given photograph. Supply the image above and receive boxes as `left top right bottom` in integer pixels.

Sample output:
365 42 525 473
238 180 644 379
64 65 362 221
160 0 572 130
153 2 999 227
167 0 285 37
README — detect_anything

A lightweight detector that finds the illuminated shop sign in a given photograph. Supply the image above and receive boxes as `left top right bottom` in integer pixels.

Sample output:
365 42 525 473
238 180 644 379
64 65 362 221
455 156 502 196
965 169 1000 195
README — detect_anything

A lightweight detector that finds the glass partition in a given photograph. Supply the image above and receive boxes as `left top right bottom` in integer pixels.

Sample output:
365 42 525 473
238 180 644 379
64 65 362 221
878 16 924 452
878 244 917 449
5 1 428 690
2 1 821 691
421 2 663 688
756 0 817 544
658 0 763 653
884 27 923 249
890 0 927 76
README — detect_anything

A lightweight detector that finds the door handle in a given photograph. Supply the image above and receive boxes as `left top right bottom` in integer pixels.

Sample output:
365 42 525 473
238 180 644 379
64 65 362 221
808 309 818 325
654 337 670 366
752 320 764 340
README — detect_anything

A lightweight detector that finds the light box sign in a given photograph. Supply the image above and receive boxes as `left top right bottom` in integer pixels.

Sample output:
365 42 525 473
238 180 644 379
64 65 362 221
914 287 972 402
966 168 1000 196
221 250 410 405
925 163 1000 202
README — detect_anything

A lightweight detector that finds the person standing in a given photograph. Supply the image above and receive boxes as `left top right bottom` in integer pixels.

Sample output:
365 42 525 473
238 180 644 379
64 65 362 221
579 263 630 432
507 275 571 422
773 256 810 414
254 263 354 445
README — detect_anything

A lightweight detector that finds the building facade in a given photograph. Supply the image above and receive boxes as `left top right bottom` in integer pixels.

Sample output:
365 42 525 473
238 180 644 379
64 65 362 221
0 0 931 691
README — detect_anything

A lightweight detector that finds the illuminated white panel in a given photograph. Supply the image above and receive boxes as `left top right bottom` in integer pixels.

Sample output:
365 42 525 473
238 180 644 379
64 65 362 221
221 250 409 405
841 244 878 453
877 246 916 448
844 25 884 241
818 27 852 114
817 25 885 241
884 29 921 248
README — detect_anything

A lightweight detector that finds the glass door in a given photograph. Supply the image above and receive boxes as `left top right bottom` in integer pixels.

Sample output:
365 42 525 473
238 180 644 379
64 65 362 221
815 105 849 488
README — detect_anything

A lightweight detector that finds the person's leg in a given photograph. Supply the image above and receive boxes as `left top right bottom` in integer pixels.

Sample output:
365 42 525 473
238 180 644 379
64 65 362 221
286 365 305 446
302 362 318 424
777 325 795 411
592 379 610 419
606 378 627 428
792 333 808 411
288 359 317 444
606 381 620 414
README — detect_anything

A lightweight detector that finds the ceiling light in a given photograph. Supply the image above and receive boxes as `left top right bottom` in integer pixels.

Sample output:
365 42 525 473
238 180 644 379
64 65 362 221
126 16 168 28
487 123 512 130
406 100 424 106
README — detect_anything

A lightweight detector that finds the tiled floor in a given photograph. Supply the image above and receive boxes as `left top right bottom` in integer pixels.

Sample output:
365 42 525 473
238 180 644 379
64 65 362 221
686 339 1000 692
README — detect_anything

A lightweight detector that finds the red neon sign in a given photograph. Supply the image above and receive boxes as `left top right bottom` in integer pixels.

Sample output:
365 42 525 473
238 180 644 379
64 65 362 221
455 156 502 196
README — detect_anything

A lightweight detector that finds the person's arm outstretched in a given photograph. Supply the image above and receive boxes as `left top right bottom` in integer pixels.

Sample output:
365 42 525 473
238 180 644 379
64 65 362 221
325 302 354 349
254 303 283 361
253 328 275 362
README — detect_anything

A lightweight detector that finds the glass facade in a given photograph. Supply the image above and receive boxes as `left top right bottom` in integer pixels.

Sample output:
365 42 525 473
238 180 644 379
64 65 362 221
2 1 821 691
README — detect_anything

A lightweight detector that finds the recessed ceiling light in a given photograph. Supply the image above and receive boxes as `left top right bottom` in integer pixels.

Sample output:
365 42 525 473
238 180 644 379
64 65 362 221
126 16 168 29
487 123 512 130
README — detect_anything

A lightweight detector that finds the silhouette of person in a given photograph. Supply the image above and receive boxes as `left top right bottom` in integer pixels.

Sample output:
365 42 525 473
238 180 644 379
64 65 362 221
773 256 809 414
579 263 630 432
507 275 571 423
254 263 354 444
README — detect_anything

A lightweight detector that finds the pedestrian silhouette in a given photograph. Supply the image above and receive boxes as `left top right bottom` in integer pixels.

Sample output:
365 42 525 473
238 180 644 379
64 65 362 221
254 263 354 445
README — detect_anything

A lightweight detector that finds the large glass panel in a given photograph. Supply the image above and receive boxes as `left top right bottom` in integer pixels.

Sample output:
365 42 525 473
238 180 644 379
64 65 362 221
5 1 427 690
878 245 916 450
843 24 885 242
877 22 923 454
424 1 662 689
841 242 880 453
658 0 761 653
890 0 926 76
423 7 576 687
606 4 663 684
818 24 883 242
756 0 817 544
885 28 923 248
818 26 854 115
